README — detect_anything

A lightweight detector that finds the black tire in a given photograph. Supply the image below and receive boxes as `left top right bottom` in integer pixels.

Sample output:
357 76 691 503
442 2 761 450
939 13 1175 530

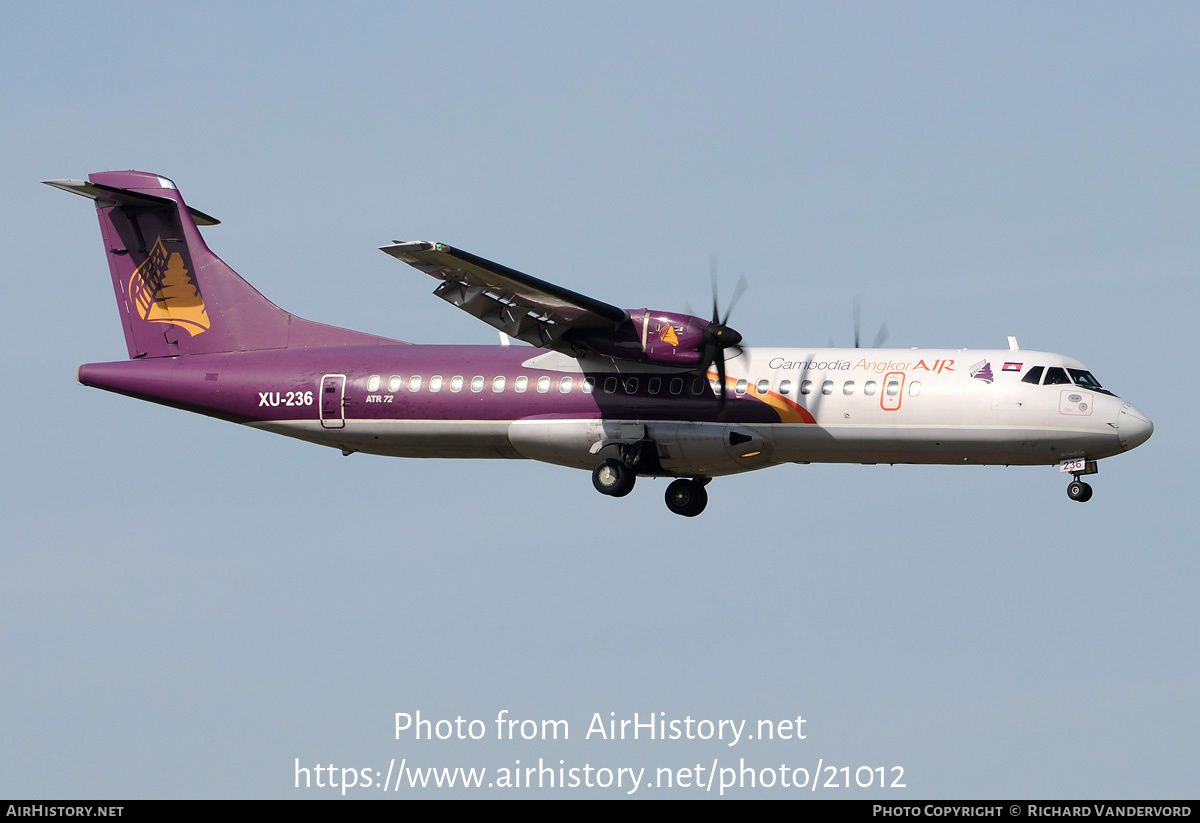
1067 480 1089 502
1078 481 1093 502
665 478 708 517
592 459 635 497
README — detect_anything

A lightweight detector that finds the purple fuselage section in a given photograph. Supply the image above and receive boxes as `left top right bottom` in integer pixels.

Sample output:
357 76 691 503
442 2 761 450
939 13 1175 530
77 344 780 426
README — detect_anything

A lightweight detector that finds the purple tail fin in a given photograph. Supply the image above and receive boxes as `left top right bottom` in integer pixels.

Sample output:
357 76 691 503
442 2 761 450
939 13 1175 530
47 170 399 357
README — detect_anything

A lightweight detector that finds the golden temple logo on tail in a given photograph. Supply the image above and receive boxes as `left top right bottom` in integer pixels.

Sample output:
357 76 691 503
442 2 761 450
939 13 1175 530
128 237 210 336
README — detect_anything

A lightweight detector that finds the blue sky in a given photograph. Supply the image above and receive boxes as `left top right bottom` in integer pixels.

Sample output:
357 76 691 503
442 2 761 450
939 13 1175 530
1 1 1196 798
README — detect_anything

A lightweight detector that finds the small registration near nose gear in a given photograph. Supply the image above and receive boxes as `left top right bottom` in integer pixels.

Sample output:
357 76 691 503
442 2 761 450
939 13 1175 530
1059 457 1098 503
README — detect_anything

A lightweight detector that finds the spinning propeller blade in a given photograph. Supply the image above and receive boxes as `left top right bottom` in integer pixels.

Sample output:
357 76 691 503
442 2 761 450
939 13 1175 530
700 261 746 409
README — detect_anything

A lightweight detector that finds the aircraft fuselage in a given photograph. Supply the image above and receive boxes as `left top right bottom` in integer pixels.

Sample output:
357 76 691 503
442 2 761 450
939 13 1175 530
78 343 1151 479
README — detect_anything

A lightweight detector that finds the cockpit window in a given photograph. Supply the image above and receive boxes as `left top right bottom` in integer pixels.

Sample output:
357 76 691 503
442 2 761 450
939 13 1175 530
1067 368 1115 396
1021 364 1113 394
1043 367 1071 385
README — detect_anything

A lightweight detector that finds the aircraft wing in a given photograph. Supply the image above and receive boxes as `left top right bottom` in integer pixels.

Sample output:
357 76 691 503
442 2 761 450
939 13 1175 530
381 241 627 352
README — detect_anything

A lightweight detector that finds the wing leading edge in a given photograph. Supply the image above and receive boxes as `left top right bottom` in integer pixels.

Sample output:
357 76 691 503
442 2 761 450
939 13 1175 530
381 241 627 353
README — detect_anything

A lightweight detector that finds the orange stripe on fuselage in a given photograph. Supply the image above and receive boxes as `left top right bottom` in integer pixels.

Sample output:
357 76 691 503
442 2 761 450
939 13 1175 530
707 372 816 424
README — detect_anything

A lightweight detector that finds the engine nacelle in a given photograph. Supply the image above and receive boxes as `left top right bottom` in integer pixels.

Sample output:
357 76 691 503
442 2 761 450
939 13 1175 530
569 309 713 367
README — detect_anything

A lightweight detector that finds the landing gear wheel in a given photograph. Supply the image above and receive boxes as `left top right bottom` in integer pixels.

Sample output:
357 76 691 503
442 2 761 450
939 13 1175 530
592 458 635 497
665 478 709 517
1067 480 1093 502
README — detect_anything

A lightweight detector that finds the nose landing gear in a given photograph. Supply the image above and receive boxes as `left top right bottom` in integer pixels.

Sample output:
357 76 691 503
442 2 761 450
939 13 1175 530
1066 479 1094 502
1060 458 1099 503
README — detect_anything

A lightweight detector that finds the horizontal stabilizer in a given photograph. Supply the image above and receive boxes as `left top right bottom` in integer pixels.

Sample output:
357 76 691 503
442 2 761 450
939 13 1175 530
44 178 221 226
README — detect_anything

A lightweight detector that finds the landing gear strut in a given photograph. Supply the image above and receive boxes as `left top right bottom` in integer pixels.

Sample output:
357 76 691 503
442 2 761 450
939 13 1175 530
665 478 709 517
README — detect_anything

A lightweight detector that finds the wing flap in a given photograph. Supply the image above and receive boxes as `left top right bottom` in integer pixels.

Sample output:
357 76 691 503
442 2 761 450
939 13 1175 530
381 241 626 352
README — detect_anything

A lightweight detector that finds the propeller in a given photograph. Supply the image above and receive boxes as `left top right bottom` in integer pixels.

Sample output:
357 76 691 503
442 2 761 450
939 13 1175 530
700 259 747 409
844 296 889 349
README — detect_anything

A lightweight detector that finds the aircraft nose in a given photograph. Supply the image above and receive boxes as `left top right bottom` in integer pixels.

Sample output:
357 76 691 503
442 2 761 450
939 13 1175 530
1117 404 1154 450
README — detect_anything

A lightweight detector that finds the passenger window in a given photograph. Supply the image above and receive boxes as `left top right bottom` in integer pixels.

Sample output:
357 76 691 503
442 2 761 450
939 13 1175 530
1021 366 1044 385
1044 367 1070 385
492 376 506 392
514 376 528 393
429 375 443 392
670 378 683 395
604 377 618 394
582 377 595 394
450 375 463 393
909 381 921 396
408 375 422 392
559 377 573 393
367 375 381 392
886 380 900 396
779 379 792 396
537 376 550 393
624 377 639 394
757 379 770 395
800 380 813 395
388 375 402 393
691 377 707 395
648 377 661 395
470 376 484 392
735 379 748 396
821 380 834 395
864 381 877 396
843 381 855 395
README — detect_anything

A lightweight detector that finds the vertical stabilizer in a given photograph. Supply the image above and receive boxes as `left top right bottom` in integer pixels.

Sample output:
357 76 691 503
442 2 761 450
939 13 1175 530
48 171 397 358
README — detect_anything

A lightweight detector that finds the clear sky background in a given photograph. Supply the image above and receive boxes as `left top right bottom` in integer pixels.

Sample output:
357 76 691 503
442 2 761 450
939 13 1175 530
2 1 1196 798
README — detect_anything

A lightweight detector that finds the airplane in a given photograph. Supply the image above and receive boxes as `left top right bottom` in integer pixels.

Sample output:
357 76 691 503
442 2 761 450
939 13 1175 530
48 170 1153 516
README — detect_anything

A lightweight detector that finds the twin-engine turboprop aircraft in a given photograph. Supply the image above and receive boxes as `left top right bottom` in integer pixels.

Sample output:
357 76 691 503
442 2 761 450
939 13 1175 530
49 171 1152 516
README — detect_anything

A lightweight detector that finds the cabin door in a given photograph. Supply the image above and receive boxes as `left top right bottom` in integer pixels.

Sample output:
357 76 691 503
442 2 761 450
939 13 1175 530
320 374 346 429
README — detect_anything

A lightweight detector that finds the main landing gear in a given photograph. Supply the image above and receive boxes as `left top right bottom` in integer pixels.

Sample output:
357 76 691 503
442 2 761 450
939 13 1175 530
592 441 643 500
592 458 636 497
664 478 709 517
591 445 711 516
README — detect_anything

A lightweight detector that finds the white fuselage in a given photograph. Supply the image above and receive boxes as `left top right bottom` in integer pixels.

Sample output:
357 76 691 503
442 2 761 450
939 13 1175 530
701 346 1137 469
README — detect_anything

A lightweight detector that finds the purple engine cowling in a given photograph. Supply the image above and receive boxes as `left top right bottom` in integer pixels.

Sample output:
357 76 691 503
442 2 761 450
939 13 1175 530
571 310 720 367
